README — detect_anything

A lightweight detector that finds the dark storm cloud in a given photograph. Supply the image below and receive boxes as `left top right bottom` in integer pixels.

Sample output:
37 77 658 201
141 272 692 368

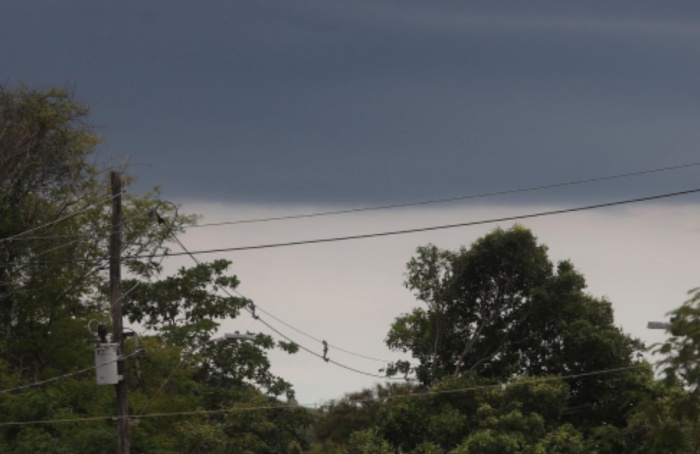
3 1 700 205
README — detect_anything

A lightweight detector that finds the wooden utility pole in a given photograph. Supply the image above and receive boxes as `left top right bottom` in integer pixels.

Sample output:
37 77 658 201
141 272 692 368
110 172 129 454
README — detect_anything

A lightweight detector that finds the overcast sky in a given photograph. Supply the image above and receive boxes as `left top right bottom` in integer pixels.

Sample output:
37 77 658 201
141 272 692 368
4 1 700 204
3 1 700 404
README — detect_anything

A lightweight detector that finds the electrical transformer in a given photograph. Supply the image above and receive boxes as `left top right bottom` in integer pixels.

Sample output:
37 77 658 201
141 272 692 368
94 343 121 385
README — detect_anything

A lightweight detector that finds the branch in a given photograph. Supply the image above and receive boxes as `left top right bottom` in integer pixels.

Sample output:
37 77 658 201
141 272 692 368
467 334 509 373
454 313 492 376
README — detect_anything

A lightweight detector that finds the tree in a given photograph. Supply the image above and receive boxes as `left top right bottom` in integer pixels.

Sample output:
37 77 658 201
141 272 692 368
0 84 311 452
0 85 106 371
655 289 700 395
314 383 416 446
386 226 556 383
345 428 395 454
384 226 652 443
640 289 700 452
0 84 142 452
318 373 594 453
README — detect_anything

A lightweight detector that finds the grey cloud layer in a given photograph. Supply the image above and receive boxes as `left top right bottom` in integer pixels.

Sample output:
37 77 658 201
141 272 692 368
3 1 700 204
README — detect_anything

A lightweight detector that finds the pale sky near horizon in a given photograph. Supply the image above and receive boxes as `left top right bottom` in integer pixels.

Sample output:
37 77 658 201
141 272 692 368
3 1 700 403
170 201 699 404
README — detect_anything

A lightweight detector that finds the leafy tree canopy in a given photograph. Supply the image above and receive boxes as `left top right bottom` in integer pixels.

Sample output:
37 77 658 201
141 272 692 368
0 84 310 452
379 226 654 448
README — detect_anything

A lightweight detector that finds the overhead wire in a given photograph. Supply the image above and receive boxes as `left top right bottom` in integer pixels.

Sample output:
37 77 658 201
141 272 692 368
0 351 139 395
134 349 188 419
0 281 144 395
120 187 700 260
136 206 405 419
0 211 157 244
4 161 693 243
4 232 106 242
255 313 409 381
0 363 647 426
30 238 84 260
2 229 111 245
0 166 683 428
2 182 692 391
130 186 699 382
167 231 405 379
0 178 664 420
23 186 700 266
1 160 693 251
0 205 173 395
0 189 125 244
189 162 700 228
157 208 391 366
0 210 165 301
251 304 392 364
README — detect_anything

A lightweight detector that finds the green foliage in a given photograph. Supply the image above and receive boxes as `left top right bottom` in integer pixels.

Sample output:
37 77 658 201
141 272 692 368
377 395 430 451
386 227 649 434
0 85 105 372
122 259 246 345
635 289 700 452
309 439 346 454
315 383 416 446
4 84 697 453
0 84 310 452
531 424 586 454
461 429 524 454
388 227 644 386
311 227 658 453
314 375 592 453
411 441 444 454
0 84 119 452
173 391 312 453
655 289 700 392
346 428 395 454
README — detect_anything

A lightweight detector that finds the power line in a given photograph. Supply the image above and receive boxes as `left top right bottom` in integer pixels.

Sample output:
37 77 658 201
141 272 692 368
0 367 97 394
4 232 105 241
128 218 409 421
5 162 698 244
0 233 160 396
0 352 139 395
168 235 348 360
135 352 187 419
30 238 84 260
0 212 155 244
251 304 393 364
123 187 700 259
255 314 409 381
0 363 646 427
189 162 700 228
26 187 700 266
168 233 406 379
0 190 125 244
